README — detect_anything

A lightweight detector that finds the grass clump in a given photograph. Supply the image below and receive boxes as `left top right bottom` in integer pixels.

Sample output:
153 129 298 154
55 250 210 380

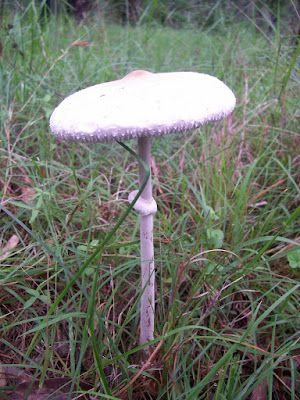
0 1 299 399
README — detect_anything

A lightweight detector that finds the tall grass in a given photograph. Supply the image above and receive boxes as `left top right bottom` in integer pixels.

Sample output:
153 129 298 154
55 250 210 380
0 1 299 399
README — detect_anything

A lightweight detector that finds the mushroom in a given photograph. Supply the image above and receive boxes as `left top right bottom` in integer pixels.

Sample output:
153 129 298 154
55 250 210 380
50 70 236 357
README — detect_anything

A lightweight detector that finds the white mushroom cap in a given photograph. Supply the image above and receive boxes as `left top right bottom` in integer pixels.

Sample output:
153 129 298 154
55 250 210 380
50 70 235 142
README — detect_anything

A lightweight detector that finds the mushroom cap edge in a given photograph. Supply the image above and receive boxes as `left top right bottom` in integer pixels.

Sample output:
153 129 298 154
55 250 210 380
49 71 236 143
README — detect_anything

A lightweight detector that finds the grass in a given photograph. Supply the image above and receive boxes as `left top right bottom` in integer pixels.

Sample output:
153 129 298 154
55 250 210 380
0 1 299 399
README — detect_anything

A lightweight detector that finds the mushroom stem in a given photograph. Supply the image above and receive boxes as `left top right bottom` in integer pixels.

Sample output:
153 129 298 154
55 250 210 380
138 136 152 200
137 136 155 355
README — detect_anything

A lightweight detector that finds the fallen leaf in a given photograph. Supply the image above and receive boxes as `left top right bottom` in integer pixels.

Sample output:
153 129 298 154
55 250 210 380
0 367 6 387
0 235 20 260
21 186 36 204
0 378 93 400
251 379 268 400
73 41 89 47
18 166 36 204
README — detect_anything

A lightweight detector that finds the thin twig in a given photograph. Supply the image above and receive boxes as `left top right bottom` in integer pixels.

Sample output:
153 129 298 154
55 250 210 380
112 339 164 398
